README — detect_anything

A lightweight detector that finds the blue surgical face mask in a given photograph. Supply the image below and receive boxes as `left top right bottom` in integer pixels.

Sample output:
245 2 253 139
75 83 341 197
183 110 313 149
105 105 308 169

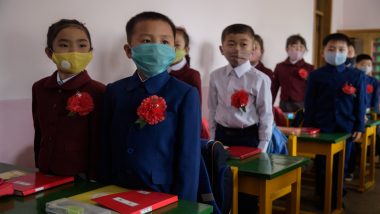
358 65 373 75
324 51 347 66
131 44 175 78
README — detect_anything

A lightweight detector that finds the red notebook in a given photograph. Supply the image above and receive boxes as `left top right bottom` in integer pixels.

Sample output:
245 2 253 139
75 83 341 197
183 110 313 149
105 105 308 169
6 172 74 196
0 178 14 197
92 190 178 214
227 146 261 159
278 127 320 135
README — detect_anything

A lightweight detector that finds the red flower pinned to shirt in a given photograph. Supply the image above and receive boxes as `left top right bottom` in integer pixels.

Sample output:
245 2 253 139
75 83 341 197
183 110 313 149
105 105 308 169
231 90 249 112
298 68 308 80
367 84 374 94
342 83 356 96
136 95 167 128
66 92 94 116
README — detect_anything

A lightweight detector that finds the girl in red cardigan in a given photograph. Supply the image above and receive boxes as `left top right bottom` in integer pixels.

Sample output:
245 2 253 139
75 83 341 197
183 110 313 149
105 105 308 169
32 19 105 179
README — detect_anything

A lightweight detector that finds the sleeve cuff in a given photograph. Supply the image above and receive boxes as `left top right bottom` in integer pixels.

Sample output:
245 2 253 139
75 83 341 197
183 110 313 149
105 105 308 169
258 140 269 153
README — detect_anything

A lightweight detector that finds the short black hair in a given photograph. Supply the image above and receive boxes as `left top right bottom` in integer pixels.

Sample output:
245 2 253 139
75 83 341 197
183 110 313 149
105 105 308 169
47 19 92 50
253 34 264 54
356 54 373 63
221 24 255 43
286 34 307 50
126 11 176 44
322 33 350 47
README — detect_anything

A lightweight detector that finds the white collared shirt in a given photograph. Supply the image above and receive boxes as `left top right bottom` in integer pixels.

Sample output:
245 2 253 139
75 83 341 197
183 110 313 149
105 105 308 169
208 60 273 152
168 58 186 72
56 72 77 85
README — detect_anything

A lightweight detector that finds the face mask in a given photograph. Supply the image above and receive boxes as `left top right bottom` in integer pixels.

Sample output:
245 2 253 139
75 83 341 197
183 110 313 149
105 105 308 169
358 66 373 75
324 51 347 66
172 49 187 64
131 44 175 78
52 52 93 74
287 49 304 63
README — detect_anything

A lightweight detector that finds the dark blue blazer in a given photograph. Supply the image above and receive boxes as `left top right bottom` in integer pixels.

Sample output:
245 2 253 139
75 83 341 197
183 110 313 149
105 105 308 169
304 64 366 133
99 71 201 201
365 75 379 113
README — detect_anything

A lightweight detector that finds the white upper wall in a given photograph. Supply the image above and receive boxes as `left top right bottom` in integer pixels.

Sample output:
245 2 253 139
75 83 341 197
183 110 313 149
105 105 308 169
332 0 380 32
0 0 314 100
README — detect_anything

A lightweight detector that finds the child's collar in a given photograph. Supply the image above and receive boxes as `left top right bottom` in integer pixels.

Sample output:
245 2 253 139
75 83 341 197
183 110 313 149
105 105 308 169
229 61 251 78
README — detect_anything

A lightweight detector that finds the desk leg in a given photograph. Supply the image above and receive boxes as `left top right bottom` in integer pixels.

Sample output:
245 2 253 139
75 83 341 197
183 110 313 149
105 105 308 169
324 152 333 214
336 149 344 211
359 134 368 191
289 168 301 214
369 129 376 187
259 181 272 214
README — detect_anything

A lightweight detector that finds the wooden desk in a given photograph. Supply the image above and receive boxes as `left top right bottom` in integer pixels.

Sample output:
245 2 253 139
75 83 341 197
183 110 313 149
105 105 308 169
0 163 213 214
347 120 380 192
228 153 309 214
297 132 350 214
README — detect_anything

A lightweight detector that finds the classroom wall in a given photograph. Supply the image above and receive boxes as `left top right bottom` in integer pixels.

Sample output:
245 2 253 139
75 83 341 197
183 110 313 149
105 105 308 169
0 0 315 167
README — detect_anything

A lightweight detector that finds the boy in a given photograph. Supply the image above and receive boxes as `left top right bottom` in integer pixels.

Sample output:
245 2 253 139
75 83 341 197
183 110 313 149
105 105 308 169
99 12 201 202
272 34 314 112
356 54 379 113
208 24 273 152
208 23 273 213
303 33 366 208
345 41 356 68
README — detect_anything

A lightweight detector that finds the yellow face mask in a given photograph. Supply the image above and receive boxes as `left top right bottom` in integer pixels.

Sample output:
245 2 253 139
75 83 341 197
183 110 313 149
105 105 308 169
52 52 93 74
172 49 187 64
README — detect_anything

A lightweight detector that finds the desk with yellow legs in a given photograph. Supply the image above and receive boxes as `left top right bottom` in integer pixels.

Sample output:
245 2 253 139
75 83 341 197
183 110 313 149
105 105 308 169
228 153 309 214
346 120 380 192
297 133 350 214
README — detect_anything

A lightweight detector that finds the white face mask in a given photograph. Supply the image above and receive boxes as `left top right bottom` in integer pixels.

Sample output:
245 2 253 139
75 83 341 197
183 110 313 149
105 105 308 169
287 49 304 63
358 65 373 75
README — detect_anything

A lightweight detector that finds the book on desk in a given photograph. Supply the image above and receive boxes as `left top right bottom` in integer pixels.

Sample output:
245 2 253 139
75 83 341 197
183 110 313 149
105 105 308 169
92 190 178 214
6 172 74 196
278 127 320 135
226 146 261 159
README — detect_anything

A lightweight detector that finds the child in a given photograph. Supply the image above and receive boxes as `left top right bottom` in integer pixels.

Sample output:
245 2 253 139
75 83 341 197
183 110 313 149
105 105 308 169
208 23 273 151
208 23 273 213
345 41 356 68
99 12 201 202
250 34 274 82
272 34 314 112
356 54 379 113
169 27 202 101
303 33 366 208
32 19 105 179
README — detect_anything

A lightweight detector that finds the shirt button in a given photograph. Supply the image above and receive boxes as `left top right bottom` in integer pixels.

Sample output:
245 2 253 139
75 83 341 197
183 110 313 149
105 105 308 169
127 148 134 154
58 89 62 93
53 104 57 108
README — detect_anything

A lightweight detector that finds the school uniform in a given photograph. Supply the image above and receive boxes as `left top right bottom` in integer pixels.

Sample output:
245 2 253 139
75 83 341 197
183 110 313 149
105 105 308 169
32 70 105 178
254 61 274 83
272 58 314 112
99 71 201 202
208 60 273 152
364 75 379 113
168 58 202 102
303 63 366 207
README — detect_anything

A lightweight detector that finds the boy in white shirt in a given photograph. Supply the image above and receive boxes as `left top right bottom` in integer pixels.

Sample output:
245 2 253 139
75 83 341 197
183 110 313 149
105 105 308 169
208 23 273 152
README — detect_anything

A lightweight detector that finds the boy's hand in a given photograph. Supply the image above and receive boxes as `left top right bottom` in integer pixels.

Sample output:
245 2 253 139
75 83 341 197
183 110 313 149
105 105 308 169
352 132 362 142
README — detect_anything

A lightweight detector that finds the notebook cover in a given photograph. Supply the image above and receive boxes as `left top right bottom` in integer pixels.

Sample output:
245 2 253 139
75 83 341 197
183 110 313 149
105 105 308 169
92 190 178 214
278 127 320 135
0 181 14 197
69 185 128 204
6 172 74 196
227 146 261 159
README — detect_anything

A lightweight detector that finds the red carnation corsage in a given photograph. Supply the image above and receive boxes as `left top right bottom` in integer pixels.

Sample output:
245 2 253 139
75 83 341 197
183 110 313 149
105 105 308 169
342 83 356 97
66 92 94 116
136 95 167 128
298 68 308 80
231 90 249 112
367 84 374 94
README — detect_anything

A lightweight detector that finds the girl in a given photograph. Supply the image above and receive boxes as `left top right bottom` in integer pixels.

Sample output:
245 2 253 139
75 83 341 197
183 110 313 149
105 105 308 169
272 34 314 112
32 19 105 179
250 34 274 82
169 27 202 102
